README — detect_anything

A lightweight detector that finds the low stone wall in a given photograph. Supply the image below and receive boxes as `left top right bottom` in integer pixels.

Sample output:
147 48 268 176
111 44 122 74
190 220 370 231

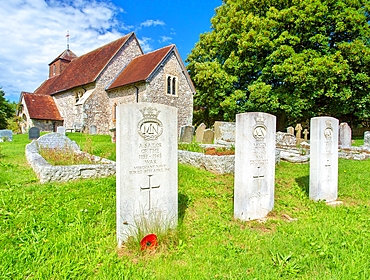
178 150 281 174
26 133 116 183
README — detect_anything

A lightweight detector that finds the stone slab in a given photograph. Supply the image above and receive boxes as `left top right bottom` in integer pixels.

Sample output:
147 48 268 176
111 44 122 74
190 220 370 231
234 112 276 221
116 103 178 246
309 116 339 202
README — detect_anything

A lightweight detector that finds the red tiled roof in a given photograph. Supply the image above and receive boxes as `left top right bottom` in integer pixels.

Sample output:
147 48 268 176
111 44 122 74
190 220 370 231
107 45 174 90
23 93 63 121
35 33 134 95
49 49 78 64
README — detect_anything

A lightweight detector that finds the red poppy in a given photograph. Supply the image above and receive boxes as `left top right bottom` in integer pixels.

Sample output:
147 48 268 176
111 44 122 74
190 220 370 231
140 234 158 251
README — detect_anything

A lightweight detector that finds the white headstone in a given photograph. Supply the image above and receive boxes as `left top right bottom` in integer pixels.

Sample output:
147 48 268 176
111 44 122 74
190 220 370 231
234 112 276 221
57 126 66 135
0 129 12 141
339 122 351 147
287 126 294 135
116 103 178 247
89 125 97 135
309 116 339 202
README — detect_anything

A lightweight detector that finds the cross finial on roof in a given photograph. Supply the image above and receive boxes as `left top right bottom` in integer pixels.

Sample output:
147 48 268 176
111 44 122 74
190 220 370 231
66 30 70 50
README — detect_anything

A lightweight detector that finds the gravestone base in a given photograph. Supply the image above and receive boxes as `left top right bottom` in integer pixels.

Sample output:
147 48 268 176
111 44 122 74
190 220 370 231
326 200 343 207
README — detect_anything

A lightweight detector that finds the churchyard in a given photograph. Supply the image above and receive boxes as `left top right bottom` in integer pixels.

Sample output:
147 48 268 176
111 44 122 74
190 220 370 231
1 117 370 278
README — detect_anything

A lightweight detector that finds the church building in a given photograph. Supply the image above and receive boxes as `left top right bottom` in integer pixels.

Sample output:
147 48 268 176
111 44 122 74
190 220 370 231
17 32 195 134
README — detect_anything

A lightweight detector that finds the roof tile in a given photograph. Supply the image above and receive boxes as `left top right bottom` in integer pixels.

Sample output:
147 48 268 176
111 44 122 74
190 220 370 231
23 93 63 120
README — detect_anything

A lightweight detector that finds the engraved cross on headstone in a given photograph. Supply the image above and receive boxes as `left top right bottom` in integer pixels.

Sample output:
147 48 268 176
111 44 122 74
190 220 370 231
140 175 160 210
253 166 265 195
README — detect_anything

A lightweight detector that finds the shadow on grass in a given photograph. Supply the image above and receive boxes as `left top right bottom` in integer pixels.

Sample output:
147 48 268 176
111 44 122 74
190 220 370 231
295 175 309 196
178 192 190 223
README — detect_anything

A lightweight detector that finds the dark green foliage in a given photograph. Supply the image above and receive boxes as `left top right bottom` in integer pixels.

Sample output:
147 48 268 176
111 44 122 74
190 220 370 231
187 0 370 128
0 88 14 129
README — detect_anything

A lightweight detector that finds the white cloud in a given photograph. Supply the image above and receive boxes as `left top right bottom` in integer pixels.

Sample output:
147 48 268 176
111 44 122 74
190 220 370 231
0 0 131 101
159 36 173 43
140 19 165 28
138 37 153 53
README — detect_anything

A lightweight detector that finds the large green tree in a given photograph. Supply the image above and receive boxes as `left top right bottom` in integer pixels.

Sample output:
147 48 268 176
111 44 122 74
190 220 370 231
187 0 370 128
0 88 14 129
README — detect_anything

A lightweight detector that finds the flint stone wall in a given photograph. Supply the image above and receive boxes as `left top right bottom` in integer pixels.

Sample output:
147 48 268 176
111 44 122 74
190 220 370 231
26 133 116 183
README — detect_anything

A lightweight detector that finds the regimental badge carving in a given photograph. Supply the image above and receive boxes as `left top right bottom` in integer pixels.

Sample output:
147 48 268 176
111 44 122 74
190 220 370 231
138 107 163 140
324 120 333 139
253 115 267 140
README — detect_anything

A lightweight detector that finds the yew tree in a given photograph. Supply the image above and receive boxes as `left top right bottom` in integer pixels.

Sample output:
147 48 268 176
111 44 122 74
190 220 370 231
187 0 370 128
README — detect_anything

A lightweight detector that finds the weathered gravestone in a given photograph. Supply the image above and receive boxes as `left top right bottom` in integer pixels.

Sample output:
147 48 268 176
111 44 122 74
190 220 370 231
179 125 194 143
303 129 309 141
202 129 214 144
116 103 178 246
0 129 12 142
287 126 294 135
365 131 370 147
29 127 40 140
214 121 235 145
276 131 296 147
234 112 276 221
56 126 66 135
195 123 206 143
89 125 97 135
309 117 339 202
339 122 351 147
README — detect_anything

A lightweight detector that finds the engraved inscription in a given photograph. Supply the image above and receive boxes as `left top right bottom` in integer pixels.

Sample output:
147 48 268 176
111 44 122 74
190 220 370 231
140 175 160 210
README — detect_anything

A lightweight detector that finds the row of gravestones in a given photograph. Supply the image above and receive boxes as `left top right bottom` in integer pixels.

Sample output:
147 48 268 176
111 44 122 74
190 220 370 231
180 120 354 148
115 103 340 247
26 125 99 141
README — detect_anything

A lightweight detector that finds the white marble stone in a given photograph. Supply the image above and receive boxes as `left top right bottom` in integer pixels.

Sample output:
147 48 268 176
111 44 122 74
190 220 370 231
234 112 276 221
116 103 178 246
309 116 339 202
56 126 66 135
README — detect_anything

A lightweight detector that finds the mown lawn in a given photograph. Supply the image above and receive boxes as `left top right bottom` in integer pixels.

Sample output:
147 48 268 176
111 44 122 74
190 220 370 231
1 133 370 279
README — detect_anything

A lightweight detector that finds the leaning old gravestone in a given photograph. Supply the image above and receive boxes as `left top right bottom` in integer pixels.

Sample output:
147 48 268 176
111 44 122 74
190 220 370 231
202 129 214 144
195 123 206 143
116 103 178 246
29 127 40 140
179 125 194 143
0 129 12 142
339 122 351 147
234 112 276 221
287 126 294 135
309 117 339 202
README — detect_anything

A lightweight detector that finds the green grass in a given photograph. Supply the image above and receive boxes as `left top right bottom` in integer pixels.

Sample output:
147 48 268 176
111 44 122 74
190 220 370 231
1 133 370 279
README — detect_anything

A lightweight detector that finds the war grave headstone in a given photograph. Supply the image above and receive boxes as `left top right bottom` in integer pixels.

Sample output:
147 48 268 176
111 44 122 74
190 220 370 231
29 127 40 140
214 121 235 145
116 103 178 247
0 129 12 142
202 129 214 144
179 125 194 143
234 112 276 221
339 122 351 147
195 123 206 143
309 117 339 202
56 126 66 135
364 131 370 147
89 125 97 135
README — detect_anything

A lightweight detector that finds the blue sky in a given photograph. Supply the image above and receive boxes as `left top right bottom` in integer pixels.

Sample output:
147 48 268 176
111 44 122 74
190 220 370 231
0 0 222 102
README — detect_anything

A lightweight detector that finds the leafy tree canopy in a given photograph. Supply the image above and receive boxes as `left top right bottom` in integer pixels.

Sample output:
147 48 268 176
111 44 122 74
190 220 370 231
0 88 15 129
187 0 370 128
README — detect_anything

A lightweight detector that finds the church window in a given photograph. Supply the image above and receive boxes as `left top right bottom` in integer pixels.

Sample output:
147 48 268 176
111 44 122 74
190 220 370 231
166 75 178 96
53 64 56 75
